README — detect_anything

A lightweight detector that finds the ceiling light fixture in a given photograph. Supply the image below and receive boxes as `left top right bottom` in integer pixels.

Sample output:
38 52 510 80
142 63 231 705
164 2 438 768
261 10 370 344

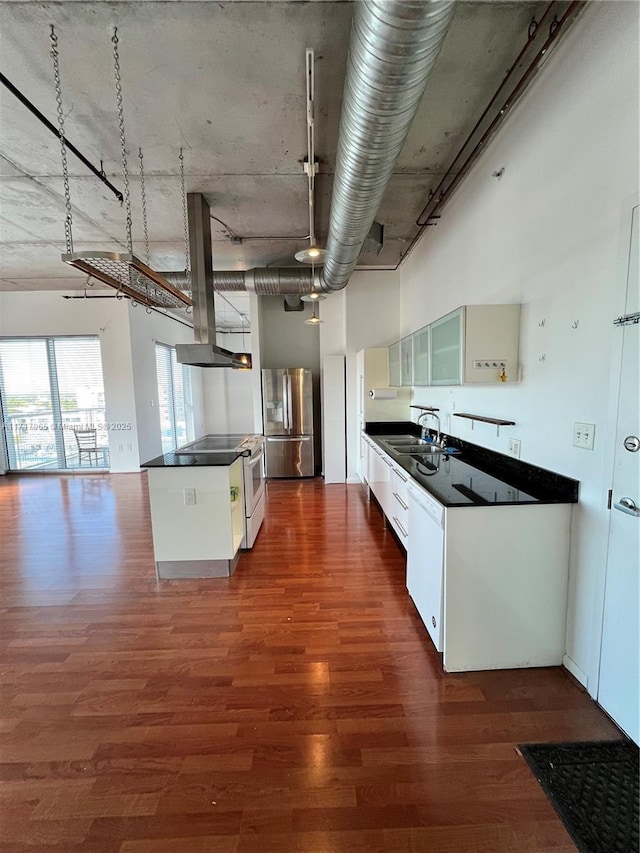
295 48 326 266
300 291 326 302
304 302 323 325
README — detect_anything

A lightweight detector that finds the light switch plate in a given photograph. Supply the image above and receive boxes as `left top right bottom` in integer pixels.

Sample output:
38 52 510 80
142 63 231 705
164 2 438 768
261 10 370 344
573 422 595 450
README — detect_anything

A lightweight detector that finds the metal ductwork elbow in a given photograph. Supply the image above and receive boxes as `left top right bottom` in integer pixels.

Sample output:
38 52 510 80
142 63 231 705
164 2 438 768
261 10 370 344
320 0 455 292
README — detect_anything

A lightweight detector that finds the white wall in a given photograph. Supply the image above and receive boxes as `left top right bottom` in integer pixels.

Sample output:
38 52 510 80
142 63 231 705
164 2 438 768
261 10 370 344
0 292 205 472
396 3 639 695
202 331 256 435
341 270 402 482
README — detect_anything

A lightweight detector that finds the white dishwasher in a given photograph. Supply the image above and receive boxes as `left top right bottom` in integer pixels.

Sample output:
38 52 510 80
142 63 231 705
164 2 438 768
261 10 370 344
407 481 445 651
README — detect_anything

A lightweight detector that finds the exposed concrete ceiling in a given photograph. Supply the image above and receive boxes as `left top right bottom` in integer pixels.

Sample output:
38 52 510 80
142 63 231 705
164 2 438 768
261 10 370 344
0 0 548 326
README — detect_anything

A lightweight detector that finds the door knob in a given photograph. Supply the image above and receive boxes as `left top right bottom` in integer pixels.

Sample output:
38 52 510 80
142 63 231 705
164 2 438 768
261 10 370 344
614 497 640 517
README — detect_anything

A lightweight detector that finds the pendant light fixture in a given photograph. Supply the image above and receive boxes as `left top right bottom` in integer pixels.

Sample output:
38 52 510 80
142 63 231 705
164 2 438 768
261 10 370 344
304 302 323 325
295 48 326 266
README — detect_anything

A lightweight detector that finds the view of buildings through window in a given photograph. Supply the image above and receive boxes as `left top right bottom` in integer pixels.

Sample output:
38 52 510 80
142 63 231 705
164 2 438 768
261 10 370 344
0 336 108 471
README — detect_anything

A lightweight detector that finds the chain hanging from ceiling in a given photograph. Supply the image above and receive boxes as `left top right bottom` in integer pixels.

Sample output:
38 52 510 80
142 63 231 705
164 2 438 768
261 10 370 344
49 25 73 256
54 25 192 310
138 147 150 266
179 148 190 280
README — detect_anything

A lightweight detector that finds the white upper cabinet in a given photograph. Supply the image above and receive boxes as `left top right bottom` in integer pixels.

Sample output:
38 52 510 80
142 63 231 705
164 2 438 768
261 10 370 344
389 304 520 387
461 304 520 384
430 308 463 386
412 326 430 386
388 341 401 387
400 336 413 386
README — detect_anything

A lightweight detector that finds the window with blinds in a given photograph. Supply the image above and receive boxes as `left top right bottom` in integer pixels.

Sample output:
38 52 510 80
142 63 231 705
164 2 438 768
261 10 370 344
155 343 194 453
0 336 107 471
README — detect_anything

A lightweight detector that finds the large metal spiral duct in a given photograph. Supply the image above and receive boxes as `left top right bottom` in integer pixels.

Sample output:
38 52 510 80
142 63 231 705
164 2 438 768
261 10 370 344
320 0 455 292
162 268 320 294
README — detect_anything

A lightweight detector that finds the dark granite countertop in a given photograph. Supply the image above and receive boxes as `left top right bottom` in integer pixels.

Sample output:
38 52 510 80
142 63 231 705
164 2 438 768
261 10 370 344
365 421 579 508
142 450 244 468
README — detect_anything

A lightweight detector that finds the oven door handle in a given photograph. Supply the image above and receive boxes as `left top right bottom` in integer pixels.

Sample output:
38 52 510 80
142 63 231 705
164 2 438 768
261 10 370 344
247 451 264 469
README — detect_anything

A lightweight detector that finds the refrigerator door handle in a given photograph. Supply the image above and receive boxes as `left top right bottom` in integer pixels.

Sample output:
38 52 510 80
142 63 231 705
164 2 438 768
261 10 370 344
286 373 293 432
282 373 289 431
267 435 312 442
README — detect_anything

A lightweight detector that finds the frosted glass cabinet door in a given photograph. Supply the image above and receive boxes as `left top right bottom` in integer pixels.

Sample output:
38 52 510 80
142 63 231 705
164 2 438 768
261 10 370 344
388 342 401 386
413 326 430 386
430 308 463 385
401 336 413 386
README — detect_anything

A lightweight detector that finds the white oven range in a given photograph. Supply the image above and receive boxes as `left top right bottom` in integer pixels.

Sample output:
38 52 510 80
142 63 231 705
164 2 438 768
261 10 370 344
238 435 265 548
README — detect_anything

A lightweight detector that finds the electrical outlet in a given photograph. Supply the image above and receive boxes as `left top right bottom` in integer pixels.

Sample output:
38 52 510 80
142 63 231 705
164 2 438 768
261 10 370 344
507 438 521 458
126 443 133 452
184 488 197 506
573 422 595 450
118 443 124 452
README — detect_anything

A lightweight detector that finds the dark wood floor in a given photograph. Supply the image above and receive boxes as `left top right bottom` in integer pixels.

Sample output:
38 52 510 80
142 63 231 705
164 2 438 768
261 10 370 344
0 473 620 852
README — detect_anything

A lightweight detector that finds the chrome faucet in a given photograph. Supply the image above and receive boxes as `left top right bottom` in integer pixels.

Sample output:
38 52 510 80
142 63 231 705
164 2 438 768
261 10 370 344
418 411 443 447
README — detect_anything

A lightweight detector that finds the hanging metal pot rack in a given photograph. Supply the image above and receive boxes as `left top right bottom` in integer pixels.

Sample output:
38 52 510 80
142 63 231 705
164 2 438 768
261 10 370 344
52 26 192 311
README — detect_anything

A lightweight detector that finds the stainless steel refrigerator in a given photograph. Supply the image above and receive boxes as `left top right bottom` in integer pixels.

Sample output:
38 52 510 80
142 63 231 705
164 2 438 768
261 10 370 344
262 368 314 477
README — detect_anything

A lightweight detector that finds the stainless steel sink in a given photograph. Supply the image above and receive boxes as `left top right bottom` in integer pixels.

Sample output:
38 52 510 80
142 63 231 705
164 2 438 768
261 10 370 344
382 438 429 450
384 444 461 457
380 437 461 456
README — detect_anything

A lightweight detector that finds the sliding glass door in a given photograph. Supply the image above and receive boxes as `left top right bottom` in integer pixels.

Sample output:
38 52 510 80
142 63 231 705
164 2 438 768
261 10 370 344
0 336 108 471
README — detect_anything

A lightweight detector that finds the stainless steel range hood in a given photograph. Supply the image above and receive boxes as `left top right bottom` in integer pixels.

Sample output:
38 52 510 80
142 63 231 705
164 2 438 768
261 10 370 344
175 193 252 369
176 342 250 369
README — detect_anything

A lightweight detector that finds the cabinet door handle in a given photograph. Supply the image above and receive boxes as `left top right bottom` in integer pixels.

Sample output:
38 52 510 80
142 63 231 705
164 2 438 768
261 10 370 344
393 517 408 538
395 470 408 483
382 457 392 467
393 493 408 511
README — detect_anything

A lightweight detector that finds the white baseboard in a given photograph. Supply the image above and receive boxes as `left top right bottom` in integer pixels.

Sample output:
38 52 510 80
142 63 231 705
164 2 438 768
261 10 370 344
563 653 589 689
346 476 361 484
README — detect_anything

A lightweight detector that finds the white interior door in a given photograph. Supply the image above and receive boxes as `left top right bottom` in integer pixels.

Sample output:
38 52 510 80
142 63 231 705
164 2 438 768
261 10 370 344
598 203 640 743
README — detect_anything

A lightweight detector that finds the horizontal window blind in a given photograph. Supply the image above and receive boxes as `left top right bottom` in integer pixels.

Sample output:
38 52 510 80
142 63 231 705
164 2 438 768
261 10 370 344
155 343 194 453
0 336 107 471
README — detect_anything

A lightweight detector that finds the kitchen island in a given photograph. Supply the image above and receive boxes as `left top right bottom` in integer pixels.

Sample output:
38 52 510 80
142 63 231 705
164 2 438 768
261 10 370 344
362 422 579 673
142 449 246 579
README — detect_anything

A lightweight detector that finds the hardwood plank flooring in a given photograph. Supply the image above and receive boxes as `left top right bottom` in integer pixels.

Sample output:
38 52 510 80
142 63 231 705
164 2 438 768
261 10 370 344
0 473 620 852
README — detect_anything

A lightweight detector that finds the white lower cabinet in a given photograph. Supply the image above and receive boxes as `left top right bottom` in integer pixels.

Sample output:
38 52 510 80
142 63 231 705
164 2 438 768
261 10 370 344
146 458 245 579
390 464 410 544
368 446 410 544
407 481 444 651
405 477 573 672
368 442 572 671
368 444 390 511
